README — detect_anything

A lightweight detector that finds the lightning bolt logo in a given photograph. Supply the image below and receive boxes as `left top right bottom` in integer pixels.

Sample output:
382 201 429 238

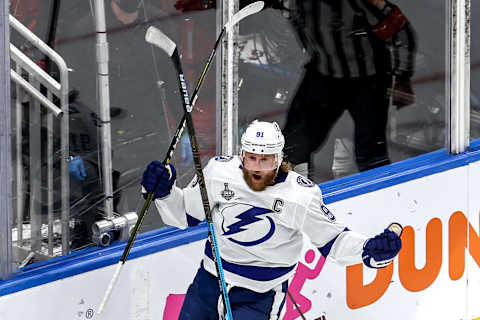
222 206 275 246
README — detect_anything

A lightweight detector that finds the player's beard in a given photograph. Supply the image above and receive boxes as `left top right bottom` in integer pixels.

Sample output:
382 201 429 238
242 167 277 191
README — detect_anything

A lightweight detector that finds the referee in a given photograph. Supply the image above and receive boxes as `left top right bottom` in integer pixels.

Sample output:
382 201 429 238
283 0 417 178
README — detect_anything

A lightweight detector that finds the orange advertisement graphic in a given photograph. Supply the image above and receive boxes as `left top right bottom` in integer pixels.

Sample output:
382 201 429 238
346 261 394 309
449 211 480 280
347 211 480 309
399 218 442 292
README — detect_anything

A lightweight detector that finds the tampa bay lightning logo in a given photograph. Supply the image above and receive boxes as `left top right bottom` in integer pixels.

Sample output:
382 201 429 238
297 176 315 187
221 203 275 246
215 155 233 162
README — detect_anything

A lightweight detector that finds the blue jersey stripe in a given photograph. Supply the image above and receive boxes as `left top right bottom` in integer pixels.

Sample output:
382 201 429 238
318 227 350 258
204 241 295 281
186 213 202 227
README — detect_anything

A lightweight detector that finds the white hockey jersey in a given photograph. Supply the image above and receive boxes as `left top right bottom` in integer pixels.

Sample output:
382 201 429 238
154 156 367 292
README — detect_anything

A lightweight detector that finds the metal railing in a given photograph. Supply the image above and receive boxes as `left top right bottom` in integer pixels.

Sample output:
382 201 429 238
9 14 70 259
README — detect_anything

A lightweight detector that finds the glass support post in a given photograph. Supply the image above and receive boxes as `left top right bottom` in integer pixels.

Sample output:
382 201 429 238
448 0 471 153
0 0 13 280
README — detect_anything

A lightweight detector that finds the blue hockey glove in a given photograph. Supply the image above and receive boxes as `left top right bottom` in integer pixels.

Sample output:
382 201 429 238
69 155 87 181
141 161 176 200
362 227 402 268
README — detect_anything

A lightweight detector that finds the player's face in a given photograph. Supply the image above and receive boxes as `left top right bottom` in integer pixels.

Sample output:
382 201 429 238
242 152 277 191
242 152 277 171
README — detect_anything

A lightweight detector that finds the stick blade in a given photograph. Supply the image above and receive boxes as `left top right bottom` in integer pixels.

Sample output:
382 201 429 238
145 26 176 57
225 1 265 31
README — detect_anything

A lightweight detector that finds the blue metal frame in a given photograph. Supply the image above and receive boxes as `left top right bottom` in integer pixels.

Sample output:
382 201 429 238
2 139 480 297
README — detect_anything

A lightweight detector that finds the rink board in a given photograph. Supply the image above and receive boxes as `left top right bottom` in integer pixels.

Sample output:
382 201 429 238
1 144 480 319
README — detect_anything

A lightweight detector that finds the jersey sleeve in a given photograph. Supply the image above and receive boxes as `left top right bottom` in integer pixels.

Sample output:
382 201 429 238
153 159 217 229
302 186 368 266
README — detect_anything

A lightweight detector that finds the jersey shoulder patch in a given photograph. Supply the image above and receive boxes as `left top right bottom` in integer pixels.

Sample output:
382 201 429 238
215 155 234 162
320 204 336 222
296 175 315 187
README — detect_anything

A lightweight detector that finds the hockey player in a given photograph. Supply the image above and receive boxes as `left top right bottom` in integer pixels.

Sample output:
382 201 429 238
141 120 402 319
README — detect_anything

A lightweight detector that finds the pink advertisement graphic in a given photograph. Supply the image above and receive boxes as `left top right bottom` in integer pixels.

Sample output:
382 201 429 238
163 249 326 320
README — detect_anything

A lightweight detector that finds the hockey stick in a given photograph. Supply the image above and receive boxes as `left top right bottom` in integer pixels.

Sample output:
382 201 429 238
97 2 264 316
145 26 236 319
97 118 186 315
189 0 265 107
287 290 307 320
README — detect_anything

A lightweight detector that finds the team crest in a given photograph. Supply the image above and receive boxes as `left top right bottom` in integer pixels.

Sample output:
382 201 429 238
215 155 233 162
222 204 275 246
297 176 315 187
221 183 235 200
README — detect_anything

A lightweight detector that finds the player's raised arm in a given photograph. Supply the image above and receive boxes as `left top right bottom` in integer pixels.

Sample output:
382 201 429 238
141 160 215 229
141 161 187 229
302 191 402 268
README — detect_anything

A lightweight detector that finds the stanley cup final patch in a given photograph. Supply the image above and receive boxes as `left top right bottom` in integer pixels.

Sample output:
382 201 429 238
221 183 235 200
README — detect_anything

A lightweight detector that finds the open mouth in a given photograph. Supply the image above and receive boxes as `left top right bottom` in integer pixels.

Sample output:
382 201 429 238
252 173 262 181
